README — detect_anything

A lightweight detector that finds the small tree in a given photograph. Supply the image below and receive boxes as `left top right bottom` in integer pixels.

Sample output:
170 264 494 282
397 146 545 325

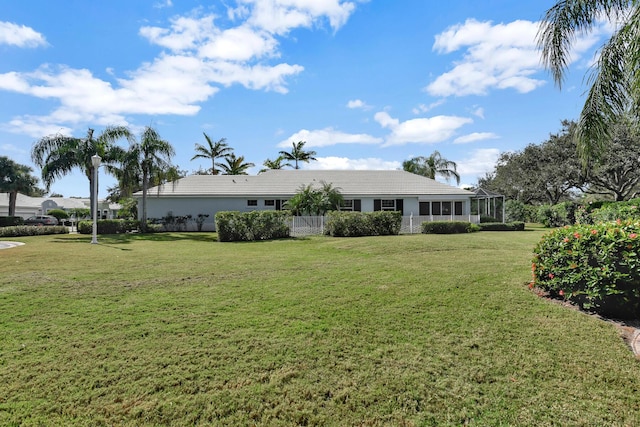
46 209 69 222
285 181 343 215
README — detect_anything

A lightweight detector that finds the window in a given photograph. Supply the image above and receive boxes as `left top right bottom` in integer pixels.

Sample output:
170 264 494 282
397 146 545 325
455 201 463 215
247 200 257 206
340 199 354 211
442 202 452 215
419 202 430 216
264 200 275 206
381 199 395 211
432 202 441 215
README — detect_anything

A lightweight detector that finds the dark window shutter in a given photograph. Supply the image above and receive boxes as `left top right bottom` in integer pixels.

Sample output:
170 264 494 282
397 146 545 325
276 200 281 211
374 199 381 211
396 199 404 215
354 199 361 212
419 202 430 216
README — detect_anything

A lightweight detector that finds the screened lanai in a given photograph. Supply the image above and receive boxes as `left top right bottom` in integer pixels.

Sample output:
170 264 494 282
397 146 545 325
472 188 505 222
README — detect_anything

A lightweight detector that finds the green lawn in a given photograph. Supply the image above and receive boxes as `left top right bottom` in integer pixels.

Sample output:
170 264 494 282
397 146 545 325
1 229 639 426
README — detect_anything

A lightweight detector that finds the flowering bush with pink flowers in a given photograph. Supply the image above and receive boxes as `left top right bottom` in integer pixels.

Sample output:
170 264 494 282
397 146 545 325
532 220 640 319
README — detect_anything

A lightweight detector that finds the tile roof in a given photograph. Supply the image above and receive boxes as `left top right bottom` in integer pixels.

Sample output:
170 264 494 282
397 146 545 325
136 170 474 197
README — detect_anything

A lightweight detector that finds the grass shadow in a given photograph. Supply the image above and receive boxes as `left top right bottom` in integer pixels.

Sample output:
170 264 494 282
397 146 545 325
52 232 219 246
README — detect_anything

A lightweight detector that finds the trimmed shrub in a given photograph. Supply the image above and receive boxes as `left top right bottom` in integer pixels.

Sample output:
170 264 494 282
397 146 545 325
216 211 291 242
0 216 24 227
480 215 499 223
532 220 640 319
504 200 538 223
325 211 402 237
421 221 479 234
0 225 68 237
479 221 525 231
77 219 139 234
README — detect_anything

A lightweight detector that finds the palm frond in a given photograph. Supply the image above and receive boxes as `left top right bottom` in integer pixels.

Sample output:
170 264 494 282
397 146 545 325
537 0 631 87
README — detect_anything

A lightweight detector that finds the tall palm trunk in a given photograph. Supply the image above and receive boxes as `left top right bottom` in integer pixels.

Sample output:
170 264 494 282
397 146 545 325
8 191 17 216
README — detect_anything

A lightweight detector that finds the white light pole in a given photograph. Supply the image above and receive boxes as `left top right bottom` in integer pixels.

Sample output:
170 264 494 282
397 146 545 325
91 154 101 244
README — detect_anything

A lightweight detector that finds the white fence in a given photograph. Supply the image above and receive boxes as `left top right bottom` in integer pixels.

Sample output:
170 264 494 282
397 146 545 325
289 216 325 237
288 214 481 237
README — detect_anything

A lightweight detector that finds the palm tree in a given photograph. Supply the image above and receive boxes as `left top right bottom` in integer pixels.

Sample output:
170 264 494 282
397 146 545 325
279 141 317 169
218 153 255 175
285 181 343 215
129 126 176 229
0 157 40 216
190 133 233 175
31 126 133 218
537 1 639 161
259 155 292 173
402 151 460 185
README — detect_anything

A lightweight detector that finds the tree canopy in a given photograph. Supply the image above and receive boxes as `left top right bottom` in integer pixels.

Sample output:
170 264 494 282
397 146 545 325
190 134 233 175
285 181 344 216
0 156 42 216
402 151 460 185
218 153 254 175
31 126 133 217
479 119 640 203
279 141 317 170
537 0 640 161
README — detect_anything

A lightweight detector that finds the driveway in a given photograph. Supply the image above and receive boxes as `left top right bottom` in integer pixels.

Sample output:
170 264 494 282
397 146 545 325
0 241 25 250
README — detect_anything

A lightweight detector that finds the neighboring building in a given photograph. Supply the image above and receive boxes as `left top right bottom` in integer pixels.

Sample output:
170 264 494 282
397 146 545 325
0 193 120 220
132 170 479 231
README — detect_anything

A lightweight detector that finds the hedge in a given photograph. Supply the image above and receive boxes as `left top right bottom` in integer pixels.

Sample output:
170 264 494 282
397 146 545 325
421 221 479 234
0 225 68 238
325 211 402 237
0 216 24 227
478 222 525 231
77 219 140 234
216 211 291 242
532 220 640 319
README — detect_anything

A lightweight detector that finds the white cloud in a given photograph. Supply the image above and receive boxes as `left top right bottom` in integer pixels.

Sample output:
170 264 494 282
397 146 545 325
278 127 382 147
154 0 173 8
453 132 499 144
470 106 484 119
0 143 29 156
347 99 371 110
374 111 472 146
0 21 47 48
140 15 216 52
456 148 500 176
412 99 445 115
307 156 401 170
0 3 358 135
238 0 357 35
425 19 606 97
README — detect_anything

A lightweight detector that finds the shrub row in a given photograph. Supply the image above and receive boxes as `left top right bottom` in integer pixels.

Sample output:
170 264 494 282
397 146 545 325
478 221 525 231
77 219 140 234
421 221 479 234
0 216 25 227
216 211 291 242
532 220 640 319
325 211 402 237
576 198 640 225
0 225 69 237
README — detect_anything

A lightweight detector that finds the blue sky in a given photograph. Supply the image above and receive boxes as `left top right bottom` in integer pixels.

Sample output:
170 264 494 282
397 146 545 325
0 0 611 197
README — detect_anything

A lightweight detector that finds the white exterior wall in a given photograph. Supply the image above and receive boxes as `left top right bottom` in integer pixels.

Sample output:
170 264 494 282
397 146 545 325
140 194 474 231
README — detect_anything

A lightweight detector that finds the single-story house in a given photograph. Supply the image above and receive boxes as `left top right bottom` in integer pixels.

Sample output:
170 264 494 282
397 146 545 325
133 170 479 231
0 193 120 220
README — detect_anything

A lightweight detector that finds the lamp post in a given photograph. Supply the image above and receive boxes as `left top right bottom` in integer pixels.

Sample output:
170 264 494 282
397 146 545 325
91 154 101 244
